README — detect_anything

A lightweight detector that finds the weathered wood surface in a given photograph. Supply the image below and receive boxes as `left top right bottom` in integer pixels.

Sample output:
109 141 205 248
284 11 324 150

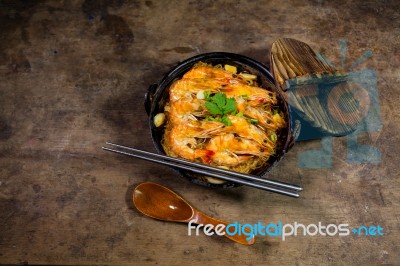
0 1 399 265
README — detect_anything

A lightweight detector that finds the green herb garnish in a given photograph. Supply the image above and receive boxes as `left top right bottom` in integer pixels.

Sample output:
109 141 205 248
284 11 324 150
204 92 237 126
204 115 232 126
204 91 212 100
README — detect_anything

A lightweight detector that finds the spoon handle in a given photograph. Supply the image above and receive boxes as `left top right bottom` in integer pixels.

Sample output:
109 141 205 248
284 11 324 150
191 210 255 245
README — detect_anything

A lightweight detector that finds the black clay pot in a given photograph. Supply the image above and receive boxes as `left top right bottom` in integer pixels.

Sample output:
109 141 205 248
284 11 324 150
145 52 296 188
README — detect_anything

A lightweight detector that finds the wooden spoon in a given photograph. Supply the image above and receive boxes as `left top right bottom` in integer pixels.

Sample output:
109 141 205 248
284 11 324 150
133 182 255 245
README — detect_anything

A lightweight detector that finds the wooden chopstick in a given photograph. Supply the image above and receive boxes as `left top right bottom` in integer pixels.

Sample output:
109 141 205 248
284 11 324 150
102 142 302 198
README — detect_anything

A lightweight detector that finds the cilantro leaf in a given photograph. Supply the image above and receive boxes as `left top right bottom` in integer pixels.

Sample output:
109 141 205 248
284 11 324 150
204 92 237 125
224 98 237 114
221 116 232 126
205 101 223 115
213 93 226 109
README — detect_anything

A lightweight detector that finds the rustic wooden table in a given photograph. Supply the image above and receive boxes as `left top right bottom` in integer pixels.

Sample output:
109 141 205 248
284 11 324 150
1 0 399 265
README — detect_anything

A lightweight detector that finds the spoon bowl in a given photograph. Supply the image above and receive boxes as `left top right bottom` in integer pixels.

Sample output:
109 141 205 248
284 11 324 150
133 182 255 245
133 182 194 222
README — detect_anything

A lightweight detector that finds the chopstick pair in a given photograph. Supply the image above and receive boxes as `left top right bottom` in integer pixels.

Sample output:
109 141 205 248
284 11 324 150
102 142 303 198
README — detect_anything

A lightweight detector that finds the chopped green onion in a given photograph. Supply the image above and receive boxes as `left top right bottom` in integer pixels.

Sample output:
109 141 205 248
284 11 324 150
248 118 258 125
270 133 277 142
